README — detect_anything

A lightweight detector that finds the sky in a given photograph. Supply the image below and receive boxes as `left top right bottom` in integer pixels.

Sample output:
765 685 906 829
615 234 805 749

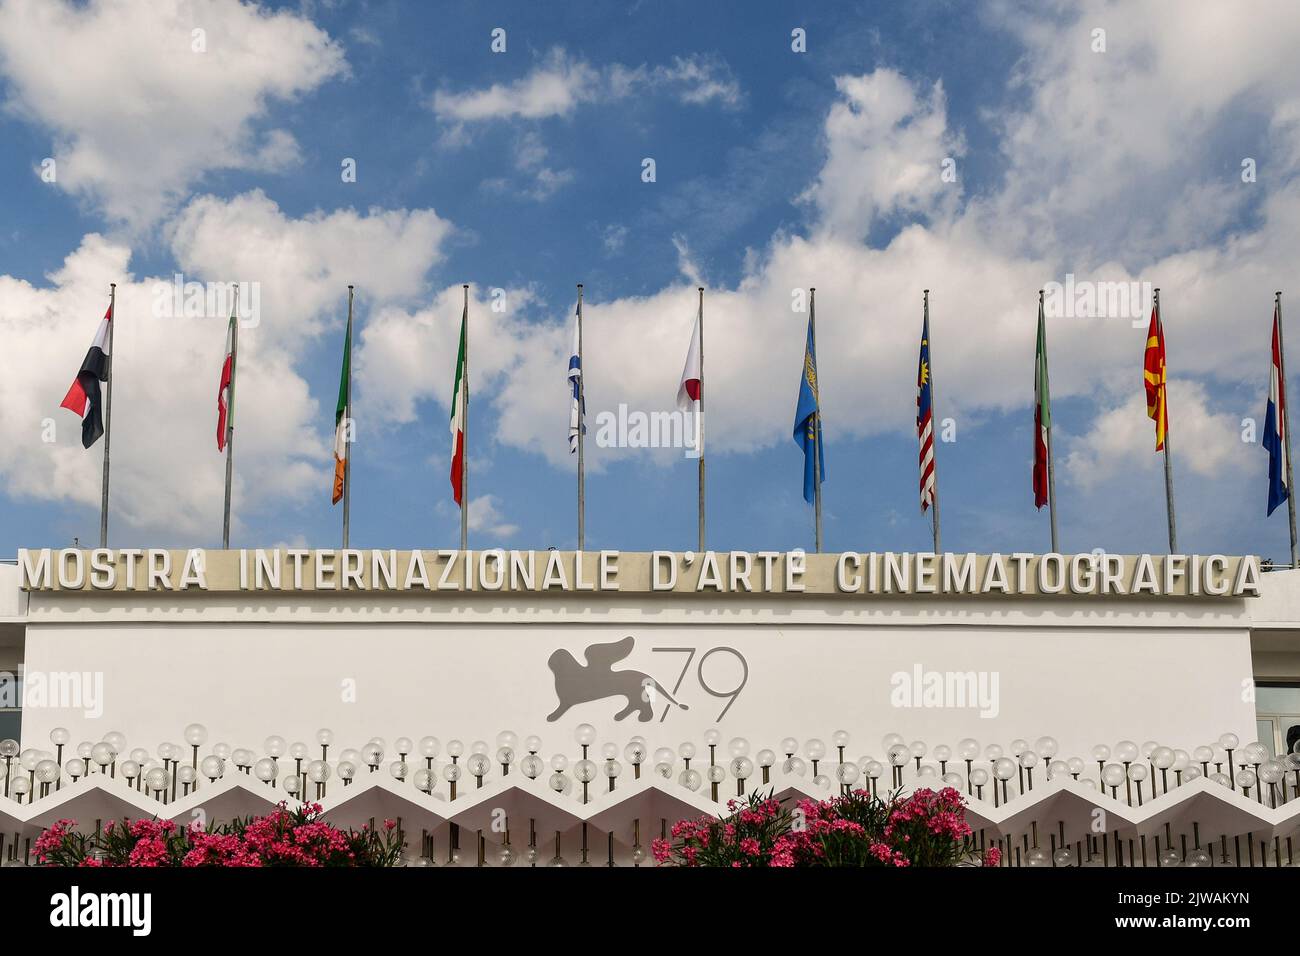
1 0 1298 560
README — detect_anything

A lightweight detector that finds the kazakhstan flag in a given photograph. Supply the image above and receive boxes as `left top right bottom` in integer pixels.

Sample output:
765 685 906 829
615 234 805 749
792 315 825 503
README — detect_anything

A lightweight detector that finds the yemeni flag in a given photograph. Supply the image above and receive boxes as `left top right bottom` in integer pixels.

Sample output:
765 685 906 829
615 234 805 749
216 312 236 451
333 310 352 505
449 301 468 505
1144 304 1168 450
60 303 113 448
1033 298 1051 509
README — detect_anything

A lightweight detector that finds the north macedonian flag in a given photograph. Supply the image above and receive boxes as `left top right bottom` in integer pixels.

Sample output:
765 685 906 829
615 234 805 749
60 303 112 449
1144 305 1168 451
449 302 468 505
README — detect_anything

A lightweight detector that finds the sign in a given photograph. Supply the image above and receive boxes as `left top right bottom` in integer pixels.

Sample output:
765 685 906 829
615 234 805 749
18 548 1262 598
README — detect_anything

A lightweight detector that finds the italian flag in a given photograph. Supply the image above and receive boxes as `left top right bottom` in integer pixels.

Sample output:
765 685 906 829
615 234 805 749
1033 298 1051 509
332 312 351 504
449 303 468 505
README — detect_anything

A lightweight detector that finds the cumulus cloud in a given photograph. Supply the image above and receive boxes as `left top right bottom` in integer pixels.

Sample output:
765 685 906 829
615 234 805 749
168 190 453 342
369 1 1300 505
1063 383 1249 492
467 494 519 539
800 70 962 240
0 193 452 542
0 0 347 228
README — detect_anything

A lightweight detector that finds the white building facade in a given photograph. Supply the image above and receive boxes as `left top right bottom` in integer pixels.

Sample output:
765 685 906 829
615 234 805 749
0 548 1297 867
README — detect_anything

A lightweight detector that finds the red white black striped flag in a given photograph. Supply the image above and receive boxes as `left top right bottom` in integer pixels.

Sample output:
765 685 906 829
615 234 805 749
60 304 112 448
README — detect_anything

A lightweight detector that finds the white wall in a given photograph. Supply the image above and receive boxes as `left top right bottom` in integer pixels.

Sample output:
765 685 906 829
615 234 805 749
17 611 1257 763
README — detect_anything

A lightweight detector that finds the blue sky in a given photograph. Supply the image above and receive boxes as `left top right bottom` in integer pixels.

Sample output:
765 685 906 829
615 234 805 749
2 0 1299 560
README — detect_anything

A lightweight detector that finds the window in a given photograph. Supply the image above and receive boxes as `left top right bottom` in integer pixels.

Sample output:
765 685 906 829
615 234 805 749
1256 684 1300 757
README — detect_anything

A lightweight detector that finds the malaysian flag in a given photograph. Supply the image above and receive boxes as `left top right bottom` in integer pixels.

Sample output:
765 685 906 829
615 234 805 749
917 313 936 512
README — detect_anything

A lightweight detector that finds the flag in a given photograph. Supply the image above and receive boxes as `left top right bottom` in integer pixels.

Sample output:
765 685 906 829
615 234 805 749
681 304 702 457
449 303 468 504
1265 302 1289 516
568 303 584 453
332 311 351 505
1144 305 1168 450
677 308 702 413
792 315 824 503
216 312 235 452
917 314 936 512
60 303 112 449
1033 302 1051 509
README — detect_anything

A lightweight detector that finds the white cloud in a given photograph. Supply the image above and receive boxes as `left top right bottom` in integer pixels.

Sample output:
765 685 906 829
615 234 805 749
9 0 1300 548
432 48 600 122
431 47 741 124
368 1 1300 512
0 0 347 228
1063 383 1249 492
603 224 628 255
505 131 574 201
800 71 962 240
167 190 453 343
0 193 452 542
467 494 519 539
981 0 1300 266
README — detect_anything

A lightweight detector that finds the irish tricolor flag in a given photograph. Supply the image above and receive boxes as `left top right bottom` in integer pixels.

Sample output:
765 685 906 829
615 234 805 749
332 310 352 505
449 301 468 505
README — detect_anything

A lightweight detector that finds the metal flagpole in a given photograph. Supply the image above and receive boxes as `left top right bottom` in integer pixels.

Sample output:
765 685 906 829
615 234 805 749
99 282 116 548
697 286 706 553
460 284 469 553
925 290 940 555
1156 288 1177 553
342 285 354 549
222 285 239 548
576 283 585 551
811 287 823 553
1278 291 1298 566
1041 290 1059 552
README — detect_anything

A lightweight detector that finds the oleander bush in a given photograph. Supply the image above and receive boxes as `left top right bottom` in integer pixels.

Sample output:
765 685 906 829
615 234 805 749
33 802 403 867
652 786 1000 868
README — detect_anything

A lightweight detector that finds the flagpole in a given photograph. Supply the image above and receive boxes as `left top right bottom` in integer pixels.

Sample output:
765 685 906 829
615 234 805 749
460 283 469 553
1278 291 1298 567
810 287 823 553
1041 290 1059 553
1156 288 1177 553
222 285 239 549
99 282 116 548
697 285 706 553
576 283 585 552
342 285 354 549
925 290 940 555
